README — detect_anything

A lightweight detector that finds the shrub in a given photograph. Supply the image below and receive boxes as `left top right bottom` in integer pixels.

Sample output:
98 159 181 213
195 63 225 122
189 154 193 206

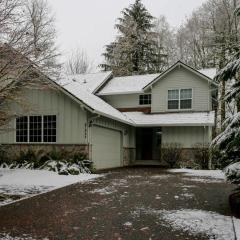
192 143 210 169
161 143 183 168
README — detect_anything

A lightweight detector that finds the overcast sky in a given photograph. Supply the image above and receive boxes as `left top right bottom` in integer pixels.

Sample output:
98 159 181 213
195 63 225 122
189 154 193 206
49 0 206 68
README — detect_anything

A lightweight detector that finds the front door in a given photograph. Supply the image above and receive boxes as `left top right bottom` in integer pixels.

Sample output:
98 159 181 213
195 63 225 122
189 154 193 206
136 128 153 160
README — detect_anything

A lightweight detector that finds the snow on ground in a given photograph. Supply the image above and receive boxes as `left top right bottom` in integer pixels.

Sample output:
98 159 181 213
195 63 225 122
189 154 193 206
133 207 239 240
0 168 101 206
169 169 225 180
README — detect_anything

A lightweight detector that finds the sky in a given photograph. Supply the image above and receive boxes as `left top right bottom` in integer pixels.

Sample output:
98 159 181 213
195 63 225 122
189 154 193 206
48 0 207 68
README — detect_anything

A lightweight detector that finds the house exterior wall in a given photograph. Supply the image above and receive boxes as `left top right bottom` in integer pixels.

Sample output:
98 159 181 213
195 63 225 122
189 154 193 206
151 67 212 113
101 94 150 109
162 126 211 148
0 88 88 144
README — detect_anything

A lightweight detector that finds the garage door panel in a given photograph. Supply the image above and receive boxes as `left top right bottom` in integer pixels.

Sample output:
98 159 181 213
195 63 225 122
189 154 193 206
92 126 121 170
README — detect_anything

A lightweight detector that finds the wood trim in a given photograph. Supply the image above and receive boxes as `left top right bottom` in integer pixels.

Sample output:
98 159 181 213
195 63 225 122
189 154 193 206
117 107 151 113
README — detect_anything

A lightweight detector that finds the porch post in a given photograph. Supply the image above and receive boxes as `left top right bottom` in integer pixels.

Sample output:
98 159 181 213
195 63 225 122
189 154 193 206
208 126 212 170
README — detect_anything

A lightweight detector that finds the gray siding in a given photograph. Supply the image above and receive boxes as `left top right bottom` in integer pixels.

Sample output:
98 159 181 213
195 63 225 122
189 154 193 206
0 88 87 144
151 66 212 113
101 94 148 109
162 126 211 148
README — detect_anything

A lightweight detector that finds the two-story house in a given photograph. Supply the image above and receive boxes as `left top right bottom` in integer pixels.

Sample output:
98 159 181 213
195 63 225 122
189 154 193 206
0 58 217 170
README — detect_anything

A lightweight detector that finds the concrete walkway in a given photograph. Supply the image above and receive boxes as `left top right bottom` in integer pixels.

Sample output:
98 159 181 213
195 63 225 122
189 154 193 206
0 168 235 240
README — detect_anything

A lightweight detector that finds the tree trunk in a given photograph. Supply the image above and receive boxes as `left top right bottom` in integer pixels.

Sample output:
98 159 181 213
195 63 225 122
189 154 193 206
220 80 226 129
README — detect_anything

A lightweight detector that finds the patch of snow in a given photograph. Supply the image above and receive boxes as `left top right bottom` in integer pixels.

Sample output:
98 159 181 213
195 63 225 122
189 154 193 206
135 208 237 240
182 177 224 183
90 186 116 195
123 222 133 227
150 174 171 179
0 233 37 239
199 68 217 79
233 217 240 240
180 193 195 199
58 71 112 93
123 111 215 127
97 73 160 95
169 169 225 180
160 209 236 240
0 168 101 206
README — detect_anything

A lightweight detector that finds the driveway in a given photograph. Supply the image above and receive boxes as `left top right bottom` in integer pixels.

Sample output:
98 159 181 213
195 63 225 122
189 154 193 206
0 167 235 240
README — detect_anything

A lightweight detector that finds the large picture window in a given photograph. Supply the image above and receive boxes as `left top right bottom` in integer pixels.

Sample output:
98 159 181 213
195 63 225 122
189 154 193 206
168 89 192 110
139 94 151 105
16 115 56 143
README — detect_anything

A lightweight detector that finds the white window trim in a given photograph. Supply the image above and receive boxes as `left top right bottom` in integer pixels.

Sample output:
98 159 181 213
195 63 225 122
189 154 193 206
139 94 152 106
15 114 57 144
167 88 193 110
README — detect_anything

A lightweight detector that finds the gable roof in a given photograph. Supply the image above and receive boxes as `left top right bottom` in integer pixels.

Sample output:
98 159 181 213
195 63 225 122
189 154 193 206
59 71 112 94
143 61 218 91
97 73 160 96
54 80 133 125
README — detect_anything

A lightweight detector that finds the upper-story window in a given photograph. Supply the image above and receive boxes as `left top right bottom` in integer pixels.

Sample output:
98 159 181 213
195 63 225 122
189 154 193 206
139 94 151 105
168 89 192 110
16 115 56 143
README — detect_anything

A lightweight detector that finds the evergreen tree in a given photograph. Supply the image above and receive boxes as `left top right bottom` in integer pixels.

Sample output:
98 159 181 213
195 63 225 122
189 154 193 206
100 0 167 76
212 6 240 184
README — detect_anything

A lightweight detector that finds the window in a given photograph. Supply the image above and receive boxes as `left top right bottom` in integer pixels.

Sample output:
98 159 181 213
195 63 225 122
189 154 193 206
16 117 28 143
180 89 192 109
139 94 151 105
168 89 179 109
168 89 192 110
43 115 56 143
16 115 57 143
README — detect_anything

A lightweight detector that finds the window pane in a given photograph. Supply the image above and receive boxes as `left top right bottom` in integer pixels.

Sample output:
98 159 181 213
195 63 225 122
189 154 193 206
43 115 56 143
180 99 192 109
29 116 42 143
168 100 179 109
16 117 28 142
139 94 151 105
180 89 192 99
168 90 179 100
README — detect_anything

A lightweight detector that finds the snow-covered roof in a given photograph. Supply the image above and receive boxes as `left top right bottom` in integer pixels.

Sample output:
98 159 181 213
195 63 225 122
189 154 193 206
124 111 215 127
199 68 217 79
58 71 112 94
58 81 133 125
97 74 160 96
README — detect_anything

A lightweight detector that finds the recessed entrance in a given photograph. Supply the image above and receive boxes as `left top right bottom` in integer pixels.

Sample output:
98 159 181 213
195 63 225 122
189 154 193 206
136 128 162 161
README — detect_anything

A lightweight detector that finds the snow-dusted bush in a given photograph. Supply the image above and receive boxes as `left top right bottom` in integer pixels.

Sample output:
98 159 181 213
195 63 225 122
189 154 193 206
224 162 240 184
0 148 93 175
212 113 240 184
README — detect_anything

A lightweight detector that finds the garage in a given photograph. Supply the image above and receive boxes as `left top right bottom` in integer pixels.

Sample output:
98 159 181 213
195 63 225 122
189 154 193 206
91 126 122 170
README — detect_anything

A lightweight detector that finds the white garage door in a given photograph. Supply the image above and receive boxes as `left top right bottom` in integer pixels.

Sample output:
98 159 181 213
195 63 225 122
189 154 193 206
92 126 122 170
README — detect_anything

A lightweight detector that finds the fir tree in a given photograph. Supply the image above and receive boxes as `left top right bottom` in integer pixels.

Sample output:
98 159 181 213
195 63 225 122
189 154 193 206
212 5 240 184
100 0 167 76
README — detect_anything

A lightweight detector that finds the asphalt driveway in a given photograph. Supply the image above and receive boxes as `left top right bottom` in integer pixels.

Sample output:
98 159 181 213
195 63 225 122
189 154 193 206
0 167 235 240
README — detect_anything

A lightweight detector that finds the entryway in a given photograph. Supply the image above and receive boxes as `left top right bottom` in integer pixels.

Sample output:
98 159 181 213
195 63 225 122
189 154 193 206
135 127 162 161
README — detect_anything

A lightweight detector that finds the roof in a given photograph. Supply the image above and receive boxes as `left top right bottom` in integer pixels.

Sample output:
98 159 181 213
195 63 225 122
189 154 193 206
199 68 217 79
97 73 160 96
123 111 215 127
143 61 218 91
58 71 112 94
57 80 133 125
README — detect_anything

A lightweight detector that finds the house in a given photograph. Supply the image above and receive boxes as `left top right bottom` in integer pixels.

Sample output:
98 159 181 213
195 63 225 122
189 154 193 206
0 59 217 170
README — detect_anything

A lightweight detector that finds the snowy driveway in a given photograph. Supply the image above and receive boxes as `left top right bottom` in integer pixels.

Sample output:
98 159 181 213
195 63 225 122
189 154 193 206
0 167 239 240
